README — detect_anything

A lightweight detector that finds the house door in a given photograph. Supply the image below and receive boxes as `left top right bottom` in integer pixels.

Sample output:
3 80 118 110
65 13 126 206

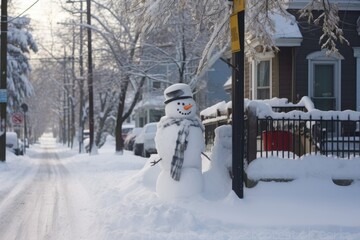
307 51 342 111
312 64 336 111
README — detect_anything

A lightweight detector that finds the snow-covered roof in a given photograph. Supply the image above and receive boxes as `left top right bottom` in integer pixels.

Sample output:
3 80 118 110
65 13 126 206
223 76 232 90
246 10 303 47
133 94 165 112
271 11 303 46
286 0 360 11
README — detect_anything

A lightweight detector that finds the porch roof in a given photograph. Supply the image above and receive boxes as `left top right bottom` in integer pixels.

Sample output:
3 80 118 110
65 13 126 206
271 11 303 47
133 94 165 112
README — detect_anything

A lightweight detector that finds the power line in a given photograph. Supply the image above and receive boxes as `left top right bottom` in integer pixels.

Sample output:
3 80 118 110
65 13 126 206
8 0 41 23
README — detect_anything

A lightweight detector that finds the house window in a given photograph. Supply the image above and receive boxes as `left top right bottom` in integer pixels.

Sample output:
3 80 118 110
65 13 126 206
307 51 343 110
251 54 273 99
256 60 271 99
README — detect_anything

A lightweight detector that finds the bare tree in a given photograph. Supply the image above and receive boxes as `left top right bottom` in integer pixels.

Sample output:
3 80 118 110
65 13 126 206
135 0 349 84
132 0 230 88
28 60 64 142
90 0 150 153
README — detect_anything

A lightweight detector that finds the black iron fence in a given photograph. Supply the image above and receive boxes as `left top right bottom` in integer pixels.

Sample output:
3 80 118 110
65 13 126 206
202 99 360 163
256 116 360 159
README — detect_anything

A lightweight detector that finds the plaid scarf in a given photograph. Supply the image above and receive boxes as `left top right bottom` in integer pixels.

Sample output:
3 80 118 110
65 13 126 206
159 117 204 181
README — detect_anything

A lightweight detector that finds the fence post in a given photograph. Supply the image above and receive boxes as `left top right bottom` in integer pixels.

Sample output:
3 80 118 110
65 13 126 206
247 106 257 163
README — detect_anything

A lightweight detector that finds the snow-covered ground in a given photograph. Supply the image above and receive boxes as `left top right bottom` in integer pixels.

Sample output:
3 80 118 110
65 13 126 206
1 133 360 240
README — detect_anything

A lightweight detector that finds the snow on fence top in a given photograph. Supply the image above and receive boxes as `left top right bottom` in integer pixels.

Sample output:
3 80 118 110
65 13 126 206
200 101 232 125
250 97 360 120
201 96 360 122
200 101 231 118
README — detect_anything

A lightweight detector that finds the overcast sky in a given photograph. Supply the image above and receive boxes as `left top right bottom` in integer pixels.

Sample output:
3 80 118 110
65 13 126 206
12 0 69 58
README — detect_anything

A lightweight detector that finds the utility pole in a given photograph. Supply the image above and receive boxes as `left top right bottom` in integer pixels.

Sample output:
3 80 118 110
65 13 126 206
78 0 85 153
63 49 67 145
70 23 76 149
0 0 8 162
21 103 28 154
86 0 95 154
67 0 86 153
230 0 245 199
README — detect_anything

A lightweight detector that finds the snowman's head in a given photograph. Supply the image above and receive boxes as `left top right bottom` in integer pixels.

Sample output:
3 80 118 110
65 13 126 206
164 83 197 119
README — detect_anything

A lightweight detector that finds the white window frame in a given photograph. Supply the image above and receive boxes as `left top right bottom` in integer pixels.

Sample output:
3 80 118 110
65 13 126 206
354 47 360 111
307 51 343 110
251 52 274 100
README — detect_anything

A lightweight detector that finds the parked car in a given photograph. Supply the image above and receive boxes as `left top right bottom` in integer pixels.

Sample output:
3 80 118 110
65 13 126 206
18 139 24 155
6 132 21 155
133 122 158 157
124 127 143 151
122 125 135 140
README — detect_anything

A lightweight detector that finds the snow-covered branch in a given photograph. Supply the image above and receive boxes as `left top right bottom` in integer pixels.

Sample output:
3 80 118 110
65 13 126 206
298 0 349 55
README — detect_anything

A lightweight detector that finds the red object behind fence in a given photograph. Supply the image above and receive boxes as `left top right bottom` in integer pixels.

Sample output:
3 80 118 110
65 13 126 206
262 130 292 151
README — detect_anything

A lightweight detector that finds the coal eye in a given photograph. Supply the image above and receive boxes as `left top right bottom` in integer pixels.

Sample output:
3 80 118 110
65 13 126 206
177 102 180 105
182 103 185 105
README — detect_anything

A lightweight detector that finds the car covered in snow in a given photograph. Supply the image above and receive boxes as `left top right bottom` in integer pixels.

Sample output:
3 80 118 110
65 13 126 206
124 127 143 151
133 122 158 157
6 132 22 155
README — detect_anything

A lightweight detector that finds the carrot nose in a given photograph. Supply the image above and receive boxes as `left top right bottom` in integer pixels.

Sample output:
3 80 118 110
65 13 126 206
183 104 193 111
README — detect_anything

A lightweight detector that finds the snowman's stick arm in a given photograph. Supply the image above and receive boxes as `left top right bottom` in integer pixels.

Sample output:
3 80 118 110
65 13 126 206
150 158 162 166
201 152 211 161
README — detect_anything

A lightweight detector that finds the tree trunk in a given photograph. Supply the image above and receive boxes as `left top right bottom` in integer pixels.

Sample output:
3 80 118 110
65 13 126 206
115 82 128 153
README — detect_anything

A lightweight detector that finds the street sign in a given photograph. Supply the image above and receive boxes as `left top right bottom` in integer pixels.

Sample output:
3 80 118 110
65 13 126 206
0 89 7 103
233 0 245 13
11 112 24 127
230 13 241 53
21 103 28 112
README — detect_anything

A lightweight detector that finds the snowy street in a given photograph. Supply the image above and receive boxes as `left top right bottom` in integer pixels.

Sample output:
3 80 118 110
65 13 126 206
0 136 100 240
1 134 360 240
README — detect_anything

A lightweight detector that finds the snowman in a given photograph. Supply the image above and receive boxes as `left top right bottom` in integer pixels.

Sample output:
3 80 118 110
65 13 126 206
155 83 205 199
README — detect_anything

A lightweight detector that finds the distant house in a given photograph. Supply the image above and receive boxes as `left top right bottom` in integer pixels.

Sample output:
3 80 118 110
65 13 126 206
132 78 165 127
243 0 360 111
132 58 231 126
196 59 232 112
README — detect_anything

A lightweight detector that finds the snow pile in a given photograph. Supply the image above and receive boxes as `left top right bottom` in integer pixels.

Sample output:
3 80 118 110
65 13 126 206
203 125 233 200
247 155 360 181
